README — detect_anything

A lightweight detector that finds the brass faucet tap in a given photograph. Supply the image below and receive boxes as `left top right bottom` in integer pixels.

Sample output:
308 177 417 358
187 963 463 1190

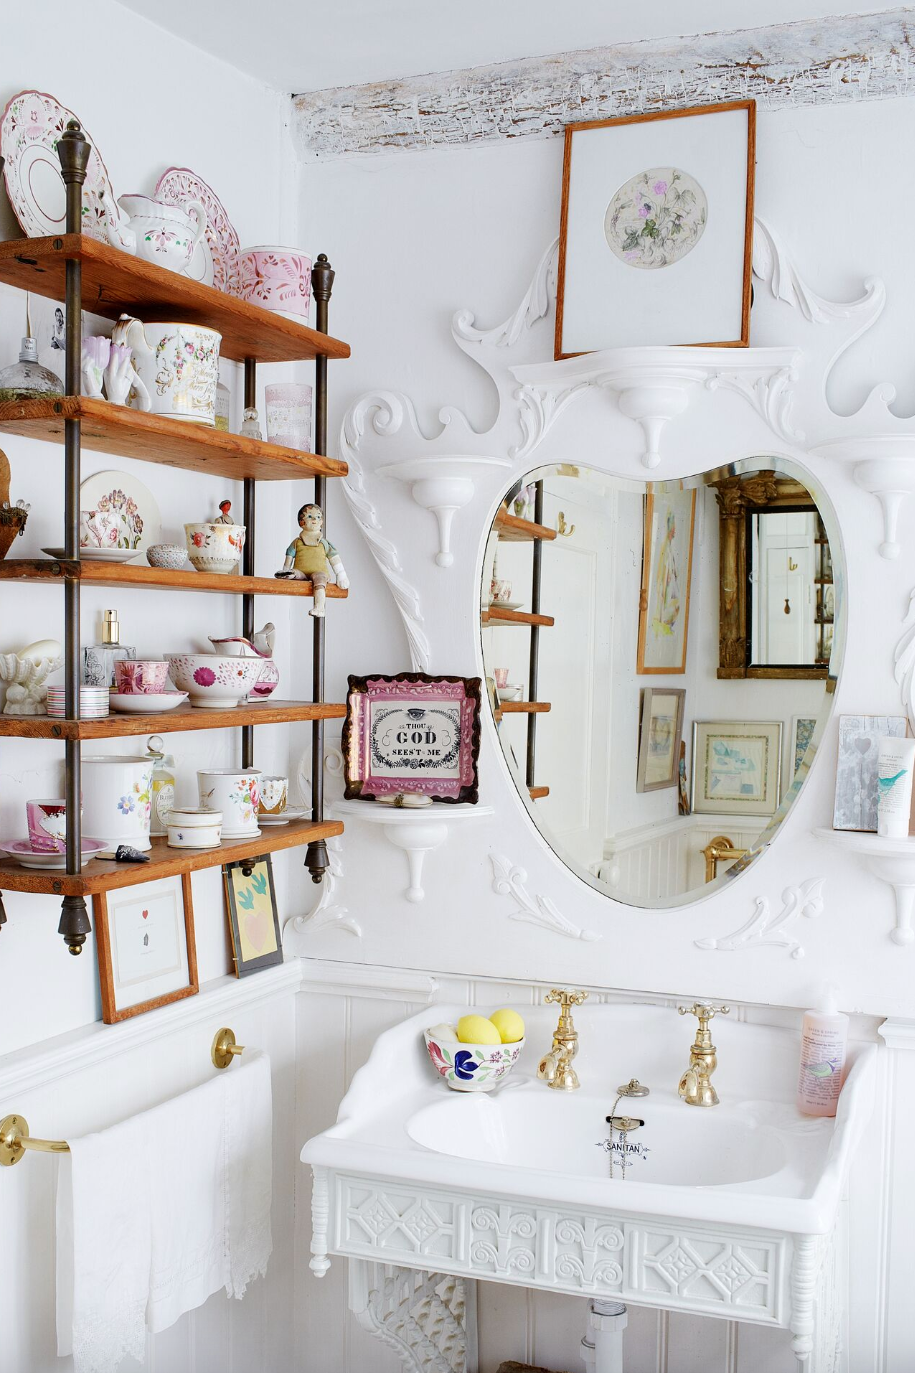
678 1003 729 1107
538 988 588 1091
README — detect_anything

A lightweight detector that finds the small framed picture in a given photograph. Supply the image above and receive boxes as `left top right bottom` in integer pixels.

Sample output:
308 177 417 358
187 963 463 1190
93 873 197 1024
555 100 756 357
636 687 686 792
791 716 818 781
692 720 783 817
833 715 908 832
343 672 482 803
223 855 283 977
637 489 696 674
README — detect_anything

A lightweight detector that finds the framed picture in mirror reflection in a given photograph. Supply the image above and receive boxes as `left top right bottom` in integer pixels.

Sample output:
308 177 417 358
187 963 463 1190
637 688 686 792
691 720 782 816
637 489 696 674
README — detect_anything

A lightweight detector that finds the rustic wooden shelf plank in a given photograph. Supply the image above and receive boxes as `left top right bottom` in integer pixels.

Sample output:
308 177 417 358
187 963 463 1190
0 558 348 599
0 397 347 481
0 817 344 896
499 701 551 714
0 236 350 364
494 507 557 542
0 699 346 740
482 606 555 627
528 786 550 799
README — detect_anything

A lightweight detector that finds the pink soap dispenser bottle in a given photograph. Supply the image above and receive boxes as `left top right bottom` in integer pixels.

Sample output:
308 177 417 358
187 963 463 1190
796 984 848 1118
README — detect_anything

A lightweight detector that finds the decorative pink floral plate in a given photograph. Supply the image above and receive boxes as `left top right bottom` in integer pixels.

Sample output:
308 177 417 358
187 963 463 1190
155 167 240 293
0 90 129 247
1 837 108 868
79 469 161 555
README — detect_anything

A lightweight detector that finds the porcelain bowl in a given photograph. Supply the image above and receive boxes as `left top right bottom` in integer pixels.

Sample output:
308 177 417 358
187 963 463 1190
423 1030 525 1093
146 543 188 570
184 521 245 574
165 653 263 708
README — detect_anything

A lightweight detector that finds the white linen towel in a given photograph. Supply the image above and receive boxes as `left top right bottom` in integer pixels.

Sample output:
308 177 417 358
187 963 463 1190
57 1051 272 1373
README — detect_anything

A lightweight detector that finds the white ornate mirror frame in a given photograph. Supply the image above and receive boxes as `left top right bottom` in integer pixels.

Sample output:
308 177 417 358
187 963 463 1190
299 219 915 1019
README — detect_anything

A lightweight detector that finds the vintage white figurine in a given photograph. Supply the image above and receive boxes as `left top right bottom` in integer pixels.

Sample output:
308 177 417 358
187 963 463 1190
0 638 64 714
274 503 349 617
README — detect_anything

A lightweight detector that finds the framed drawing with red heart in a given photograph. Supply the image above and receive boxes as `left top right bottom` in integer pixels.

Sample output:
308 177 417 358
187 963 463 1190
93 872 198 1023
223 855 282 977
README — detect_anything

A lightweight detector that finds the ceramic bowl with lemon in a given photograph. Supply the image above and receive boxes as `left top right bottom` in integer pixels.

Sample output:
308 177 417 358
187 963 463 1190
424 1009 525 1092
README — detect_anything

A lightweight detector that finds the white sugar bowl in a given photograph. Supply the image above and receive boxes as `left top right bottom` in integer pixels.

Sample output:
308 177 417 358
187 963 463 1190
166 807 223 849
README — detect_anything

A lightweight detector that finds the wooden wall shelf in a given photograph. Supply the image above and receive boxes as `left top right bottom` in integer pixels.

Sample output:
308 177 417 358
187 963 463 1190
528 786 550 800
500 701 551 714
494 508 557 542
0 236 350 364
482 606 555 627
0 700 346 741
0 398 347 481
0 818 344 897
0 559 348 599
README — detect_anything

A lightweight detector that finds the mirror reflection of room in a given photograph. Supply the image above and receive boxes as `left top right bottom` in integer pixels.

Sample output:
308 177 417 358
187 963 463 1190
482 461 839 909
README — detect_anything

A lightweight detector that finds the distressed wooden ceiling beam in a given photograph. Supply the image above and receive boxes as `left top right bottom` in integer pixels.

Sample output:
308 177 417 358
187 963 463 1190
292 8 915 159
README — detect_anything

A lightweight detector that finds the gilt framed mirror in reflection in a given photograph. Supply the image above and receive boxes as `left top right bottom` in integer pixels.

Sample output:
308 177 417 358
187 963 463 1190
480 456 841 909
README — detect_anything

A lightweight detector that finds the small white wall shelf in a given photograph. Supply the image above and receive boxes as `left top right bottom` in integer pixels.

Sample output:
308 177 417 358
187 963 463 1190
815 827 915 945
378 456 511 566
813 435 915 559
334 799 495 903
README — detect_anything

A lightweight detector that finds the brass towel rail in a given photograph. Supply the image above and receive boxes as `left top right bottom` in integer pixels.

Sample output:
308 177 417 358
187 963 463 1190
0 1026 245 1167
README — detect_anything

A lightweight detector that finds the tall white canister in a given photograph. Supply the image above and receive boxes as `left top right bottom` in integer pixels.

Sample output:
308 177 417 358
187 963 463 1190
82 754 155 851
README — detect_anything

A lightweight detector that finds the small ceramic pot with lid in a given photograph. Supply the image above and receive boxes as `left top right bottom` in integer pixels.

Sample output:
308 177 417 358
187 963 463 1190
166 807 223 850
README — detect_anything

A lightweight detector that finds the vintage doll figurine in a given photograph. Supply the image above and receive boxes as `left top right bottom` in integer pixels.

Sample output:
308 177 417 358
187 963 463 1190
275 503 349 617
214 499 234 525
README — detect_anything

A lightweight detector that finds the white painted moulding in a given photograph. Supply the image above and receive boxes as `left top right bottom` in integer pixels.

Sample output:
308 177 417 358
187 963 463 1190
335 799 495 903
510 347 801 470
377 456 511 567
815 828 915 947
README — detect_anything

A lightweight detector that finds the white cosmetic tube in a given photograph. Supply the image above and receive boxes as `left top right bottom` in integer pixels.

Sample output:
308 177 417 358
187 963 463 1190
876 735 915 838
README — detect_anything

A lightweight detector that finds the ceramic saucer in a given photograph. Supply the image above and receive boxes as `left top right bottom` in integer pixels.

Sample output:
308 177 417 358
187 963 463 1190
109 692 188 714
1 837 108 868
155 167 240 292
42 547 141 563
258 815 290 826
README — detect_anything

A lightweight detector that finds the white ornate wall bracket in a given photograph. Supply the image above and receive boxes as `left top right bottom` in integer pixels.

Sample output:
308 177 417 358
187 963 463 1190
695 878 825 959
811 435 915 559
490 853 601 941
378 456 511 566
348 1259 476 1373
815 828 915 946
337 799 494 903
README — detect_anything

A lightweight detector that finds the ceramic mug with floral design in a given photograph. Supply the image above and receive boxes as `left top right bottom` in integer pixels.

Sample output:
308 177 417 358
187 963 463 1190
130 321 222 426
239 245 312 322
26 798 76 853
197 768 261 838
81 755 154 851
114 660 170 694
423 1029 525 1093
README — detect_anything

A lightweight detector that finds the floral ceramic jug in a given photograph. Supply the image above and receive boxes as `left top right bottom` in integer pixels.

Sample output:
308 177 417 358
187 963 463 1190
116 194 207 273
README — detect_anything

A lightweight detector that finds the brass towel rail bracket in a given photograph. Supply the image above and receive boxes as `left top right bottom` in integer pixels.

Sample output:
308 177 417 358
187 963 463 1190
1 1026 246 1166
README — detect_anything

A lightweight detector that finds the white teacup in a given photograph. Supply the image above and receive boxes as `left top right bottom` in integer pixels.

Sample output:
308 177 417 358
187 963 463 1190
258 776 289 816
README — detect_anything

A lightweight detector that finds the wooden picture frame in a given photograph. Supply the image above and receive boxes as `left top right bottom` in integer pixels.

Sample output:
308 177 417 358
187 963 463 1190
691 720 783 817
636 687 686 792
555 100 756 358
223 854 283 977
637 489 696 674
94 872 197 1024
342 672 482 803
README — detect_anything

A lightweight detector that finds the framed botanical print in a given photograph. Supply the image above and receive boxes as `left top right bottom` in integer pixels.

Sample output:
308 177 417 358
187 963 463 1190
636 687 686 792
343 672 482 803
555 100 756 357
93 873 197 1024
223 855 283 977
637 488 696 674
691 720 783 817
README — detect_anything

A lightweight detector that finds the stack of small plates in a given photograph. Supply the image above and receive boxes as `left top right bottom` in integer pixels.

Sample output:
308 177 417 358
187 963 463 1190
46 686 110 718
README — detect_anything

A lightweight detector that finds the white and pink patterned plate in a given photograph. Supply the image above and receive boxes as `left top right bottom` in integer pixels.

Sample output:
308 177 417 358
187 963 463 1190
155 167 240 293
0 90 129 247
0 837 108 868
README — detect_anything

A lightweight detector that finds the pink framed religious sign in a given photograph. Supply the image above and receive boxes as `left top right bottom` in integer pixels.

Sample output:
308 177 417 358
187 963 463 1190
342 673 482 804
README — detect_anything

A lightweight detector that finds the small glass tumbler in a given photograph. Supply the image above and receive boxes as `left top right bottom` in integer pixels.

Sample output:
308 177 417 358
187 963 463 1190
266 383 312 451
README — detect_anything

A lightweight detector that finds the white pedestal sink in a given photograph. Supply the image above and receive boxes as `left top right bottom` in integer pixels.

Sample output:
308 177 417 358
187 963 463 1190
302 1003 876 1372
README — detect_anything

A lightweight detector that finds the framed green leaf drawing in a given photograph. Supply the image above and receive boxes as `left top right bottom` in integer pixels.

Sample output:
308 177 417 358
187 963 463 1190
223 855 283 977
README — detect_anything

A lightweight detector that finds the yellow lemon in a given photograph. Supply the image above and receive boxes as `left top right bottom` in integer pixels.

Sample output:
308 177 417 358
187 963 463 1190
457 1014 502 1045
489 1008 526 1043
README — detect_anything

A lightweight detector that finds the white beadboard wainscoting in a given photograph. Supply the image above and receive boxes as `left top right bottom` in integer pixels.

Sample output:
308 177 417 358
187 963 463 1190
292 958 905 1373
0 962 300 1373
596 816 769 906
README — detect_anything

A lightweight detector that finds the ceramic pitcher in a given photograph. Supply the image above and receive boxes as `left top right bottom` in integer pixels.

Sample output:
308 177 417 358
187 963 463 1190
111 314 222 425
117 194 207 274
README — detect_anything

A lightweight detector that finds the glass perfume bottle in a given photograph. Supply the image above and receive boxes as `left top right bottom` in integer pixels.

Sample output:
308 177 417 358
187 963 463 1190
146 734 176 837
0 335 63 402
81 609 136 687
240 406 262 440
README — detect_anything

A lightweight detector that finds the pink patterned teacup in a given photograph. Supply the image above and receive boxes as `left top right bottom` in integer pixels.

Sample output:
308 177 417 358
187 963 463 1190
490 579 513 604
114 660 171 694
239 245 312 322
26 798 76 853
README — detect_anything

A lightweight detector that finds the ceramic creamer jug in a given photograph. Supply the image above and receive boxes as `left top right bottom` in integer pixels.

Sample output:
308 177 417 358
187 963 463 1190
116 194 207 273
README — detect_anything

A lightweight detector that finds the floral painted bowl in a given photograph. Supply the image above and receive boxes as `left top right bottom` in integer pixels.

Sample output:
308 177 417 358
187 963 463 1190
184 521 245 575
165 653 263 708
423 1030 525 1093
